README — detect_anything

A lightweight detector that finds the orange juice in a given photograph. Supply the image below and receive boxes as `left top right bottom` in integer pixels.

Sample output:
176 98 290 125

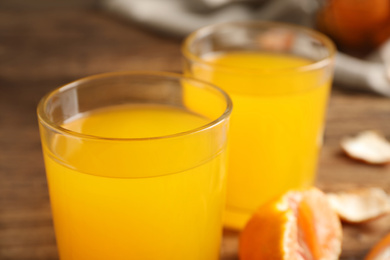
188 52 332 229
41 104 227 260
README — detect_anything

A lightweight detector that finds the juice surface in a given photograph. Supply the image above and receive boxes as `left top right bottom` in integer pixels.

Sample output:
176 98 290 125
42 104 227 260
189 52 331 229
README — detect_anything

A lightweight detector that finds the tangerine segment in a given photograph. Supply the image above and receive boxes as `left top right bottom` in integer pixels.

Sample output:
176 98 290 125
365 233 390 260
239 187 342 260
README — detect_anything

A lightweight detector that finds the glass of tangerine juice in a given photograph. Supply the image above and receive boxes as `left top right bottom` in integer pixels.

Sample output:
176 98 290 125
182 21 336 229
37 71 232 260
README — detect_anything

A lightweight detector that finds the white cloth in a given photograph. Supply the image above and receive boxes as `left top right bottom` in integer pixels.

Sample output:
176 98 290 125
102 0 390 96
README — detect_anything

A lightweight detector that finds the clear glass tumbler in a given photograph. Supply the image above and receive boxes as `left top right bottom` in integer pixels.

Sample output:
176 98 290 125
37 71 232 260
182 21 336 229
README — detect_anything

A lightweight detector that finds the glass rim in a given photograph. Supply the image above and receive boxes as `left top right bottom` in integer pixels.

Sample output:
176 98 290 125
37 71 232 142
181 20 337 73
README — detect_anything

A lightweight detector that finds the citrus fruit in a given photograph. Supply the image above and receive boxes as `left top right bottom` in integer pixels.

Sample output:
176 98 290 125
239 187 342 260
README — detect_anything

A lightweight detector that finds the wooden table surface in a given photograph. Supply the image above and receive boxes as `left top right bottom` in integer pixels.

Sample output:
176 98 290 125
1 2 390 260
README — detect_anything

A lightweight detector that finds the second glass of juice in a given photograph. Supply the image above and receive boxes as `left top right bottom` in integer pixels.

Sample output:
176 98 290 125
37 71 232 260
182 21 336 229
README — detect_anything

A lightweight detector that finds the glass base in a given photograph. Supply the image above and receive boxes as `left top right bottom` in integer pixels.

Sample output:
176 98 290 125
223 206 252 230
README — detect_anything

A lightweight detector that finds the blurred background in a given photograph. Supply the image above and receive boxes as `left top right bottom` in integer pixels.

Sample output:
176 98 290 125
1 1 390 260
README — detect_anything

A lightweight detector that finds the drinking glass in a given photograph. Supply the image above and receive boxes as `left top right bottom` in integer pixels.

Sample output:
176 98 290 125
37 71 232 260
182 21 336 229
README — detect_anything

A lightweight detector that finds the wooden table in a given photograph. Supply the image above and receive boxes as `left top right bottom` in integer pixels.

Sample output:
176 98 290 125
1 3 390 260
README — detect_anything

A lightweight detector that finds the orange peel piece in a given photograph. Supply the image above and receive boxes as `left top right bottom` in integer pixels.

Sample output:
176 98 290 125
341 131 390 165
239 187 342 260
327 188 390 223
365 232 390 260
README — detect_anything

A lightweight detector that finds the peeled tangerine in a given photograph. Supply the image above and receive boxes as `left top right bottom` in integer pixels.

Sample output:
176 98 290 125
327 188 390 223
240 187 342 260
341 131 390 165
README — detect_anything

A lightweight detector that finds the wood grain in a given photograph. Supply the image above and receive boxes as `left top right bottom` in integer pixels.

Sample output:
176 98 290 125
1 4 390 260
